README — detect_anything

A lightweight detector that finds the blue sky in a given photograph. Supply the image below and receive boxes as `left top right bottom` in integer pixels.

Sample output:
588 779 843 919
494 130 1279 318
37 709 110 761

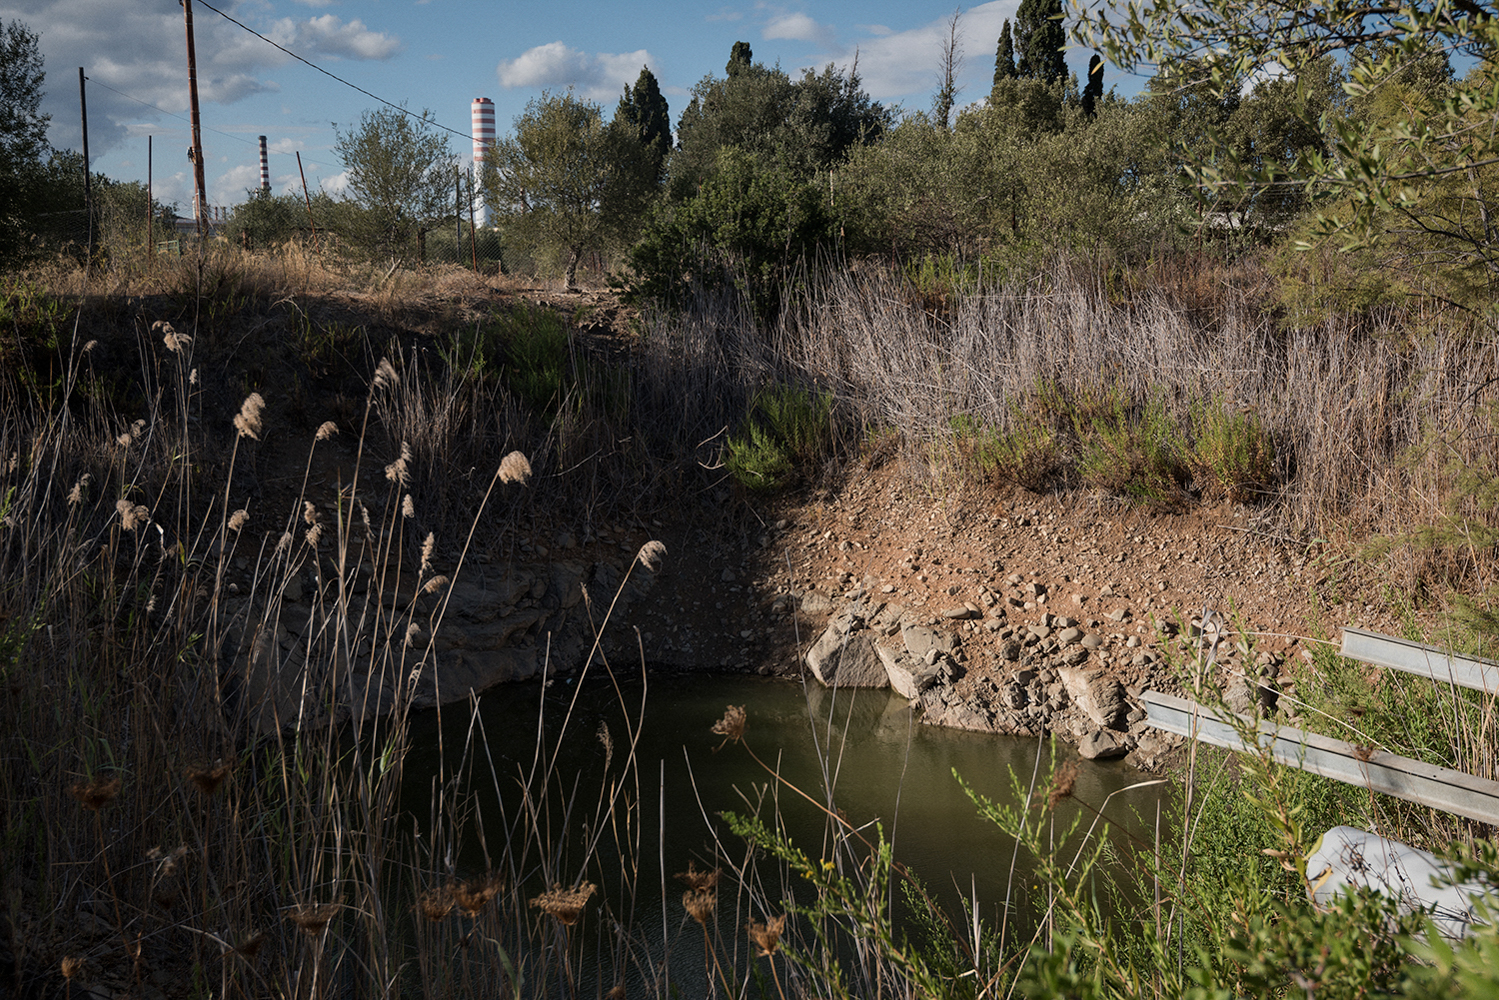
1 1 1138 215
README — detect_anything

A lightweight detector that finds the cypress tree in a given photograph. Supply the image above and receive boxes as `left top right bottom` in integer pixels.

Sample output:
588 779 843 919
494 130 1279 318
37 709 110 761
616 66 671 181
727 41 754 78
1015 0 1067 84
993 20 1017 88
1081 53 1105 116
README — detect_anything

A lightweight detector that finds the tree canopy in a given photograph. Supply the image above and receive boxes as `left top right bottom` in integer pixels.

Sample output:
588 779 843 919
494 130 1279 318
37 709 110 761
484 91 615 289
1016 0 1068 84
0 18 51 262
993 20 1018 87
671 44 888 198
1071 0 1499 303
333 106 455 260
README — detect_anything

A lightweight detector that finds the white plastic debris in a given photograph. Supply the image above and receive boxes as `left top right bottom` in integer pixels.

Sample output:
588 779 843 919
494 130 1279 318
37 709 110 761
1305 825 1496 939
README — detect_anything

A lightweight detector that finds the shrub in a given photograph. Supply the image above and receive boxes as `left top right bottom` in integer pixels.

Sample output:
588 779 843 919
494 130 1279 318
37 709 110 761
968 407 1064 492
724 384 835 491
1190 397 1278 502
1071 389 1190 503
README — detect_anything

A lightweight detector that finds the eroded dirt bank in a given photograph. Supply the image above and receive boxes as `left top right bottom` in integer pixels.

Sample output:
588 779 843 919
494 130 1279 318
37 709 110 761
615 463 1420 768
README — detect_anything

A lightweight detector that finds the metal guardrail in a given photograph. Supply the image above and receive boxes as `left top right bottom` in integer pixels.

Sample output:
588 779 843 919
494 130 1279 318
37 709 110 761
1340 626 1499 695
1142 687 1499 826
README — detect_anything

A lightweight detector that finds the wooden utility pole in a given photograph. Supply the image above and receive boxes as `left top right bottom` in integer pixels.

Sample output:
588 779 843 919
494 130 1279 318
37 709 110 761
78 68 92 258
147 136 153 257
181 0 209 234
296 152 317 248
468 170 479 272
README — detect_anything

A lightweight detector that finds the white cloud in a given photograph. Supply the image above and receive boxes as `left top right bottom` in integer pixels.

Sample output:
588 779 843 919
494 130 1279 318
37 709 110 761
495 43 655 101
830 1 1015 102
272 14 402 61
0 1 401 158
318 170 350 197
268 137 301 155
763 12 832 45
152 170 193 215
214 162 263 202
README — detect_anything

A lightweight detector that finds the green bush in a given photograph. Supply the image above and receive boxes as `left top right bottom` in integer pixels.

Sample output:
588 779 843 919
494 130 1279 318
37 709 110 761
1190 398 1278 502
1071 389 1190 503
724 384 835 491
965 407 1064 492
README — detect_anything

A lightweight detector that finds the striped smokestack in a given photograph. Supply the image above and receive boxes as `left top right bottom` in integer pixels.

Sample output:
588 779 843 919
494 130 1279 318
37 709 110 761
258 135 269 193
471 97 495 227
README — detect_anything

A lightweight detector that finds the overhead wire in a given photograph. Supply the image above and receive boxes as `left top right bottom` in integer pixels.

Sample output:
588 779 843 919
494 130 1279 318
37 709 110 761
192 0 473 144
83 75 345 178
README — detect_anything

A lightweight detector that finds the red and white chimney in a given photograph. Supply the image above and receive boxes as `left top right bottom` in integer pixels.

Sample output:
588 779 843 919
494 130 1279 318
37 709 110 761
258 135 269 193
470 97 495 226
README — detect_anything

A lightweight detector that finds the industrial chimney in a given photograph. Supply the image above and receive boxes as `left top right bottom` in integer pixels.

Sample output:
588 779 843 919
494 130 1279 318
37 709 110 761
258 135 269 193
470 97 494 227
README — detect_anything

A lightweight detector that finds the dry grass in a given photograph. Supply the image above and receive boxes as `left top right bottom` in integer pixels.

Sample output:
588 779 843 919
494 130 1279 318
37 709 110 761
6 242 1499 998
640 258 1499 593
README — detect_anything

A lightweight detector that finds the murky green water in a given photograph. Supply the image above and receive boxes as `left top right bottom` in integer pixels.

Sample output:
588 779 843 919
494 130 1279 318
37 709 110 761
403 671 1167 951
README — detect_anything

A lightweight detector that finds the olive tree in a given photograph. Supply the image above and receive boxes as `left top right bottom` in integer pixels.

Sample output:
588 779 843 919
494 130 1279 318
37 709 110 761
1072 0 1499 297
484 91 614 289
333 106 454 261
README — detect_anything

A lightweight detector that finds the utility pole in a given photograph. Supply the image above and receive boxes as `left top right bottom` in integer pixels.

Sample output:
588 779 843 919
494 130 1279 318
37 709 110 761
78 68 93 258
181 0 209 234
296 152 317 248
147 136 154 257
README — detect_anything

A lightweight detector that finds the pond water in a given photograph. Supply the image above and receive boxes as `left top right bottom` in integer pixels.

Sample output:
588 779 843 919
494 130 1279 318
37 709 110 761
401 671 1169 993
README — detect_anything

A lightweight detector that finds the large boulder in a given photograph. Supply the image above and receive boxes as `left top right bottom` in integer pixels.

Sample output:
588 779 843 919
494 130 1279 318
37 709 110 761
806 627 890 688
1057 665 1128 730
876 643 942 699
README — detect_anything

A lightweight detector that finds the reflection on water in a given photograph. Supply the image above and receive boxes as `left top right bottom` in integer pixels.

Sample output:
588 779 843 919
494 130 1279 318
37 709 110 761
402 672 1169 991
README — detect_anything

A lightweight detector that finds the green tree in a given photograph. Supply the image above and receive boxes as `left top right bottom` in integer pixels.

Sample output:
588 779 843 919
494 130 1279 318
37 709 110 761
0 18 52 262
1071 0 1499 303
671 43 887 198
1081 53 1104 116
484 91 613 289
993 20 1018 89
628 146 831 309
614 66 671 184
1016 0 1067 84
727 41 754 78
225 189 314 249
333 106 454 261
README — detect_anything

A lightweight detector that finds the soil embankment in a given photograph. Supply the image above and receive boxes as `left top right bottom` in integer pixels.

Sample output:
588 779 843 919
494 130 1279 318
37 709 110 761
618 463 1417 767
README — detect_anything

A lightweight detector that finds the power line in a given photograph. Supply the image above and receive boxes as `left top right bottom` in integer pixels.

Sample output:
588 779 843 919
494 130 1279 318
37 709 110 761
193 0 473 144
83 76 346 180
87 78 251 148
